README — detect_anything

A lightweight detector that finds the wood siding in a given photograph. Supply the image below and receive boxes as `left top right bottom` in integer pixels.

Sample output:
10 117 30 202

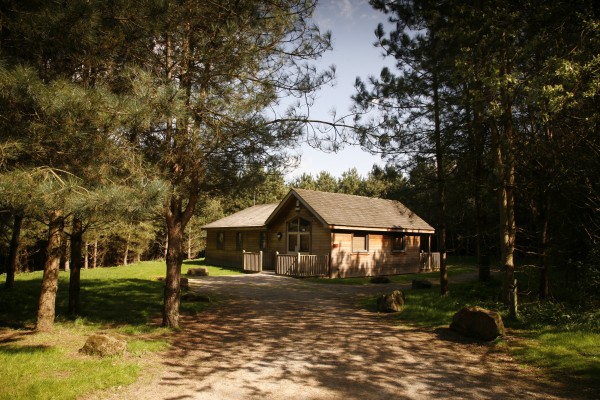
205 229 265 269
266 199 331 270
330 232 422 278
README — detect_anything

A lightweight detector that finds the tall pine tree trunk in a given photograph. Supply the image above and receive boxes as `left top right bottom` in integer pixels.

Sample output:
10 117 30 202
5 213 23 289
539 197 551 300
69 217 83 316
92 240 97 269
162 192 198 328
84 242 89 269
36 210 64 332
123 233 130 266
432 70 448 296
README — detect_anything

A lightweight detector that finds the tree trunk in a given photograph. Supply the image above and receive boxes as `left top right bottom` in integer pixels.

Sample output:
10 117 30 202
123 233 130 266
36 210 64 332
84 242 89 269
92 240 98 269
432 69 448 296
162 192 198 328
163 216 183 328
68 217 83 316
539 197 551 300
496 91 517 306
187 227 192 260
5 213 23 289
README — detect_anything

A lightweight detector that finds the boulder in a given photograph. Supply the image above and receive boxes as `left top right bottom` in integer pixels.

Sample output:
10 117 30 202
181 292 211 303
80 334 127 357
180 277 189 290
376 290 405 313
411 279 432 289
370 276 391 284
450 306 505 341
187 267 209 276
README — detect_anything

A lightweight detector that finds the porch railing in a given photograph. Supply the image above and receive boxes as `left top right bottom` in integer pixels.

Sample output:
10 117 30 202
420 252 440 271
275 252 329 277
243 250 263 272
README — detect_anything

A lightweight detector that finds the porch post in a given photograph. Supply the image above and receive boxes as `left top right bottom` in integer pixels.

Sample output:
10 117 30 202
259 251 263 272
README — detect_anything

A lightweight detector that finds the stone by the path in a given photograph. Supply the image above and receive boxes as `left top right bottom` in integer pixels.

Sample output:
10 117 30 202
376 290 405 312
370 276 391 284
80 334 127 357
181 292 211 303
450 306 505 341
412 279 432 289
187 267 209 276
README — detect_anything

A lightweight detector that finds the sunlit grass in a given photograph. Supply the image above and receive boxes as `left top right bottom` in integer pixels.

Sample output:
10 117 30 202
0 258 238 400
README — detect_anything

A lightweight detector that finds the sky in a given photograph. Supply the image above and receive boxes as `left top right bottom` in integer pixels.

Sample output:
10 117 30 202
283 0 395 182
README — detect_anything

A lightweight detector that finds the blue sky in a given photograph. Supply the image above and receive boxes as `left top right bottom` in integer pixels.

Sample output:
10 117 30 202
283 0 395 182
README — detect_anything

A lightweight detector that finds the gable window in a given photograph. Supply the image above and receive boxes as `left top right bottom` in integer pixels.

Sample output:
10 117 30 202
392 234 407 252
236 232 243 251
287 217 310 253
217 232 225 250
259 231 267 250
352 233 369 252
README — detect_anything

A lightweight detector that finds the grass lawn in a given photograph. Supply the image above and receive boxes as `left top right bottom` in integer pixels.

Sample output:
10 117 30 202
0 259 242 400
363 273 600 396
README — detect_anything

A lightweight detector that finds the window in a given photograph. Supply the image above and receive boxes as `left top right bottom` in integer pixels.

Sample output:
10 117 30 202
392 234 407 252
287 217 310 253
352 233 369 252
217 232 225 250
236 232 243 251
259 231 267 250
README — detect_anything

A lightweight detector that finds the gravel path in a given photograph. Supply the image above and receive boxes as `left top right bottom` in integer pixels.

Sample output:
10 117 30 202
100 273 578 399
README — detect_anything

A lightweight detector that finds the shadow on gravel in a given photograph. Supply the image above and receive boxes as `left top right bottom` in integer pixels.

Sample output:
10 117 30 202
158 275 580 400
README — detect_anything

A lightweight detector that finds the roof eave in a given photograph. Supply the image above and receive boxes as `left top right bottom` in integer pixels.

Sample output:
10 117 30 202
330 225 435 234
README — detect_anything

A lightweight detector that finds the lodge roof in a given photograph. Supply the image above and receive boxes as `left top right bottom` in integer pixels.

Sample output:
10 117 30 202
202 189 434 233
270 189 434 233
201 203 278 229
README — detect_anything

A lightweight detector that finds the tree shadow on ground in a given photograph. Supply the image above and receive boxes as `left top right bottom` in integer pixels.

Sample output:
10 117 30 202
146 275 585 400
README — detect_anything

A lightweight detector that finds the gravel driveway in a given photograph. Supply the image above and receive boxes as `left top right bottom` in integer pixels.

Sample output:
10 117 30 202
103 273 578 399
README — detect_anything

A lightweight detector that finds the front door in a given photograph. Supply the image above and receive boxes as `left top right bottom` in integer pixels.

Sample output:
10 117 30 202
287 217 310 253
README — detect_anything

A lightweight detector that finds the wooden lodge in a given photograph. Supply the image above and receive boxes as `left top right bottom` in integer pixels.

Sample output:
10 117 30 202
202 188 436 278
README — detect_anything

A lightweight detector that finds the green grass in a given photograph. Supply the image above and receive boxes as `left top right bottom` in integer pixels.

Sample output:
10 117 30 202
0 258 241 400
511 330 600 387
365 275 600 395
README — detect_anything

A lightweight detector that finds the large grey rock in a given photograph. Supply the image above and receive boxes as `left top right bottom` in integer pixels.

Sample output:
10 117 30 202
80 334 127 357
450 306 505 341
376 290 405 313
187 267 209 276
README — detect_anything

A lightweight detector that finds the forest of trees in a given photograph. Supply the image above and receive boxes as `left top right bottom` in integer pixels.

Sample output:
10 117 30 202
1 1 599 329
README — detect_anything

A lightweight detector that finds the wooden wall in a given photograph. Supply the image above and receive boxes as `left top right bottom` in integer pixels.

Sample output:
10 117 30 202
205 229 264 269
330 232 422 278
266 199 331 268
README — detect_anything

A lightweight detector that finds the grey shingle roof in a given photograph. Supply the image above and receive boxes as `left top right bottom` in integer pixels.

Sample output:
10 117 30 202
291 189 434 232
202 204 277 229
203 189 434 233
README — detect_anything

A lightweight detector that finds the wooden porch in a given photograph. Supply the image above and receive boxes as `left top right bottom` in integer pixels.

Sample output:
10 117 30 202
275 252 329 277
420 252 440 272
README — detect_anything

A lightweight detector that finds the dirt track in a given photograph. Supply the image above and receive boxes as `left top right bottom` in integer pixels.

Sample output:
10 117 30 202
98 274 579 399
